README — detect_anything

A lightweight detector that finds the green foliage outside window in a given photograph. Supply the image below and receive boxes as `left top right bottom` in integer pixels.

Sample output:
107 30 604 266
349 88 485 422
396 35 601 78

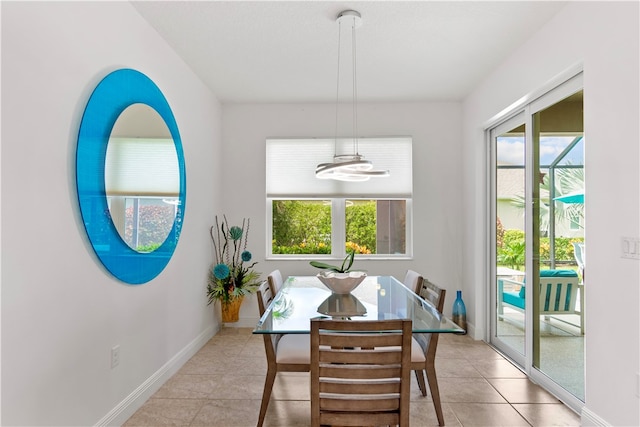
497 230 525 269
497 228 584 269
136 243 162 252
346 201 376 253
272 200 377 255
272 200 331 254
538 238 583 263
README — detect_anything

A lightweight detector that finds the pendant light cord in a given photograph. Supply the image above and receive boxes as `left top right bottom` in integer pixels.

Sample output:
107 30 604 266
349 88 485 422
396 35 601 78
352 17 359 156
334 15 360 159
334 21 341 158
316 10 390 181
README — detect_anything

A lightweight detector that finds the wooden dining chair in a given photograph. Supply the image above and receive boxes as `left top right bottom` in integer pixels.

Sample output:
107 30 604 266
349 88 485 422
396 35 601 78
267 269 284 296
403 269 424 294
310 318 412 427
256 280 310 427
412 278 447 426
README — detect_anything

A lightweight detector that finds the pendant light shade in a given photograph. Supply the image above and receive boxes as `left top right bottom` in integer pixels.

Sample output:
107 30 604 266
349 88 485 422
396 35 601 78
315 10 390 182
316 154 389 182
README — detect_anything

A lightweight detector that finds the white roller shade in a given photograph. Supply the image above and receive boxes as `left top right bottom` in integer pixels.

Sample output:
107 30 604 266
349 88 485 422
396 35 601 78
266 137 412 198
105 138 179 197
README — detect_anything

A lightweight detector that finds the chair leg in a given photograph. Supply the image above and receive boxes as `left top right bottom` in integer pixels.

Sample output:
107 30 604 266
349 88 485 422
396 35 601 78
257 367 277 427
425 362 444 426
414 369 427 396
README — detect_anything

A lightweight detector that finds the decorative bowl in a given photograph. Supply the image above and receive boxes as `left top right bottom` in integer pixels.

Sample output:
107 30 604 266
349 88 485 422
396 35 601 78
316 271 367 294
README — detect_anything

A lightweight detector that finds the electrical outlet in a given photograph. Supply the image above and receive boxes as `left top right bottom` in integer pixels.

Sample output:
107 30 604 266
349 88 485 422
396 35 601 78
111 345 120 369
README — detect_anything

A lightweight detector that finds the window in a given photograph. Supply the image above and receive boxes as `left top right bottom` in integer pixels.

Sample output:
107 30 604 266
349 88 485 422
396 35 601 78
272 199 331 254
347 199 407 254
267 137 412 258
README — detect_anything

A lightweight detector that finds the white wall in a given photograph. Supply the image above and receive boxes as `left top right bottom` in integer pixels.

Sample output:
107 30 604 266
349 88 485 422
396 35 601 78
221 102 465 325
462 2 639 425
1 2 221 425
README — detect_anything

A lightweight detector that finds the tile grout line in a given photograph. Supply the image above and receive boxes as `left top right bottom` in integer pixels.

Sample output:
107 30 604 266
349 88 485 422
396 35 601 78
483 379 535 427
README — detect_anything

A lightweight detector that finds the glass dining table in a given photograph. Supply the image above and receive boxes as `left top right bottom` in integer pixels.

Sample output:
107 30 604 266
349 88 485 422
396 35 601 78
253 275 464 334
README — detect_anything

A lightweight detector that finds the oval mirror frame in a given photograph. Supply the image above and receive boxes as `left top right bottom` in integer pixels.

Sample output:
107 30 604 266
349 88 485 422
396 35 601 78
76 69 186 284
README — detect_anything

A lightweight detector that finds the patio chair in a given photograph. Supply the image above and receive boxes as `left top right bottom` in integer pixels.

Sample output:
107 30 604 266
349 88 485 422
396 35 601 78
267 269 284 295
403 269 424 294
256 280 310 427
310 317 412 427
412 278 447 426
498 269 583 334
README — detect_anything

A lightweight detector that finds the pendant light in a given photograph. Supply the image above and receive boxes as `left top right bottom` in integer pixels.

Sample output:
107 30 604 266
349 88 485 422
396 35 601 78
315 10 390 182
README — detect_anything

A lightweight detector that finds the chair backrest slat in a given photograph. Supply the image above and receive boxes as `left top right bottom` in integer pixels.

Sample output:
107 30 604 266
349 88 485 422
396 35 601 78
540 278 578 313
418 278 446 313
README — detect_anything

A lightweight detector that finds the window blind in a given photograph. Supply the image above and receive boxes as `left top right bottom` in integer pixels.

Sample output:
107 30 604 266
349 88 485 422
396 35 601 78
105 138 179 196
266 137 412 198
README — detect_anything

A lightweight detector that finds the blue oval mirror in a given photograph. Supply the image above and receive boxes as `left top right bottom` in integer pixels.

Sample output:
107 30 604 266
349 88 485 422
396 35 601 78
76 69 186 284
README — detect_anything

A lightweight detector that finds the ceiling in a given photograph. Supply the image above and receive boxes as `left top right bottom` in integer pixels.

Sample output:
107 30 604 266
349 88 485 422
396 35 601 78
132 1 567 104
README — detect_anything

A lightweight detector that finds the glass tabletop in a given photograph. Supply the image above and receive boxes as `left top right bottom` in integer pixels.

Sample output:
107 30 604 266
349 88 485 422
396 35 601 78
253 275 465 334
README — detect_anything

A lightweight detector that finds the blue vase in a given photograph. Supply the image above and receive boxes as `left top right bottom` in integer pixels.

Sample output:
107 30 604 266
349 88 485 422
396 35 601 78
452 290 467 334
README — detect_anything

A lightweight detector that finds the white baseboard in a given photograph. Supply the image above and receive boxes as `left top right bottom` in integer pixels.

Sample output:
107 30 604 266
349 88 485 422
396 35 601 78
465 321 477 339
94 325 218 426
581 407 610 426
224 315 260 328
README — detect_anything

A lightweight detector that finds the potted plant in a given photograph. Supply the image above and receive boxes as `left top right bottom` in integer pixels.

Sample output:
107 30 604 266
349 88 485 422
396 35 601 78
207 215 261 322
310 250 366 294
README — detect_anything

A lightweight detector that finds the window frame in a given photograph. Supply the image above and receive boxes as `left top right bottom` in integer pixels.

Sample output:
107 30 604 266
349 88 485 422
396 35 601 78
266 136 413 261
266 197 413 261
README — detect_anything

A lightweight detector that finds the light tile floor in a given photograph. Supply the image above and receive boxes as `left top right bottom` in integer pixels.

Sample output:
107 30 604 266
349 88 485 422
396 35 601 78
124 328 581 426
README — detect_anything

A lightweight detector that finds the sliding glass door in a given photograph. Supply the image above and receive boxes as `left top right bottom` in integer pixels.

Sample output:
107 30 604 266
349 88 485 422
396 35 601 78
492 113 527 361
489 73 585 412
